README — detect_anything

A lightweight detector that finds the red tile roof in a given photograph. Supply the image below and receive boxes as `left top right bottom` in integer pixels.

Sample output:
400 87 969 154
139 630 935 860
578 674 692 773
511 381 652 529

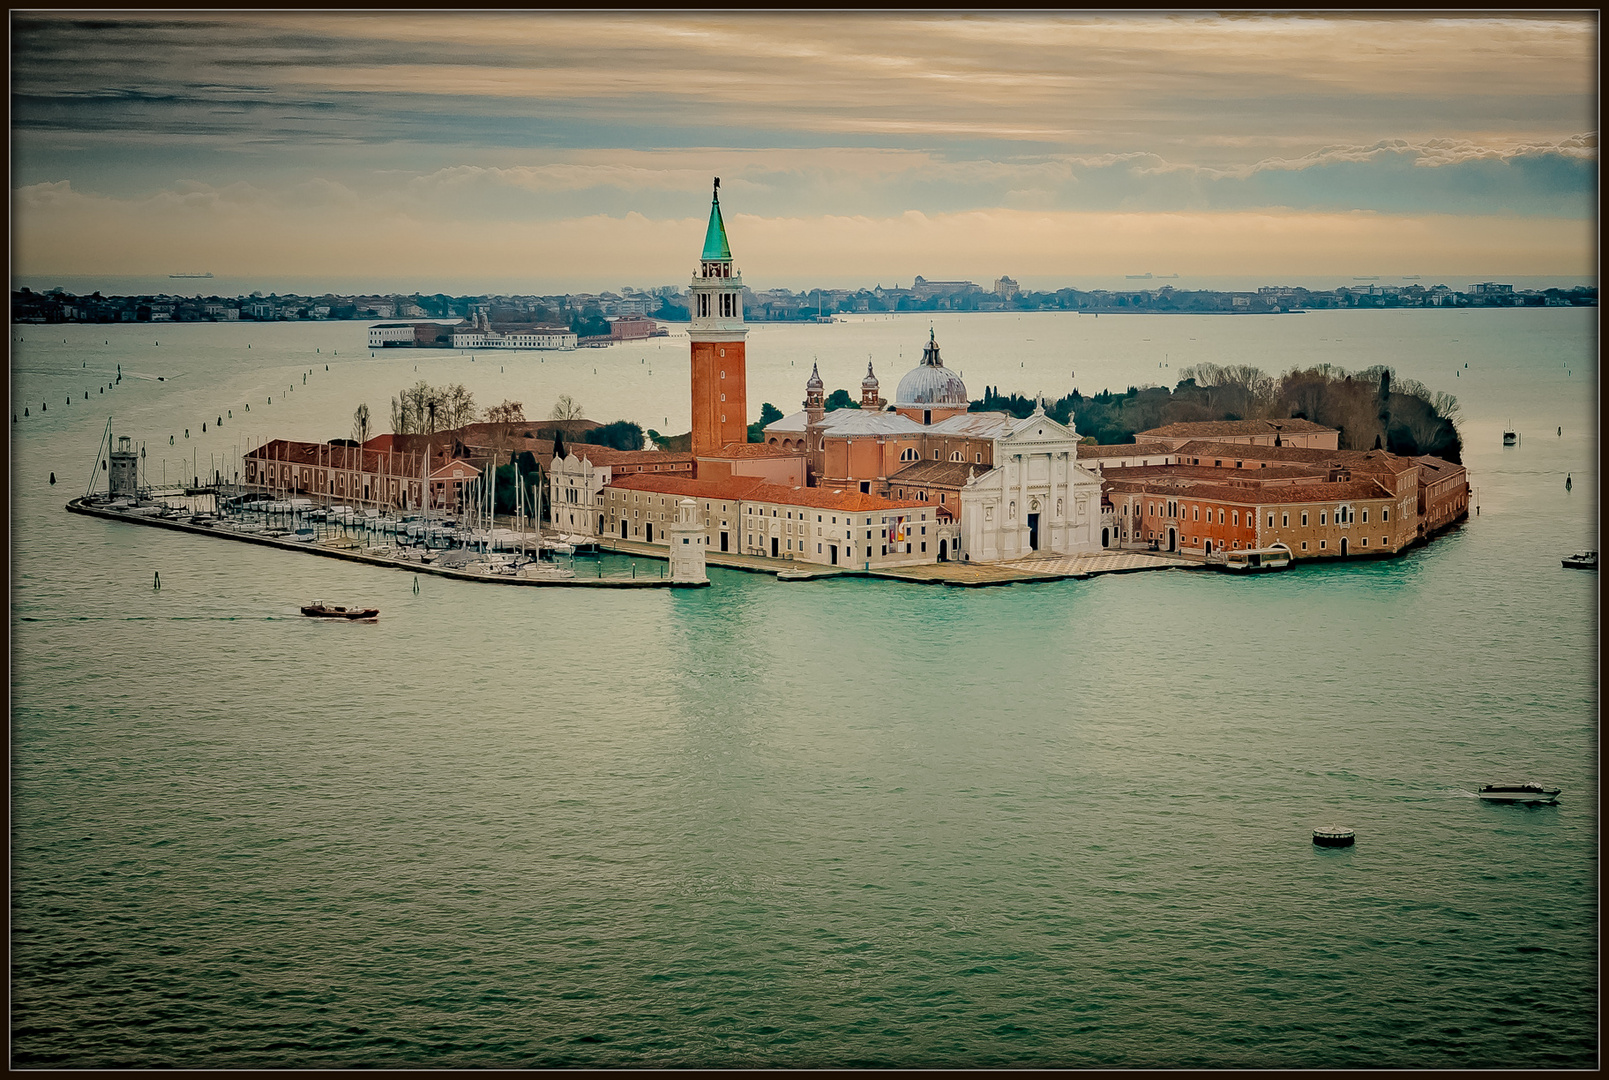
1077 441 1176 459
1138 418 1336 439
701 442 806 460
608 472 926 512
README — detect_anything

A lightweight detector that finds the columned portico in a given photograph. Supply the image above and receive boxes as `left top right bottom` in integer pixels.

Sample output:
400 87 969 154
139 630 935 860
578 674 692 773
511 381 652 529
959 405 1102 562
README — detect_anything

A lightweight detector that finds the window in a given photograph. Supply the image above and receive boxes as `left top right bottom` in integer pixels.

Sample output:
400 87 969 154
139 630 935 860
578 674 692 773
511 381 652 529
921 542 926 552
1301 512 1308 526
934 449 941 459
1362 509 1368 522
1193 507 1199 521
1280 513 1286 527
1320 512 1326 525
1301 541 1308 550
900 447 917 462
1382 536 1388 545
1361 537 1368 547
951 451 962 461
975 453 982 463
817 544 822 553
1232 511 1239 526
1382 508 1389 521
1320 540 1326 549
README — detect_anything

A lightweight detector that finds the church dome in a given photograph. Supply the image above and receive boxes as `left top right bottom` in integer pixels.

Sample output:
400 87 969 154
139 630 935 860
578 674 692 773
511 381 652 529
894 331 968 409
861 361 879 392
805 361 824 392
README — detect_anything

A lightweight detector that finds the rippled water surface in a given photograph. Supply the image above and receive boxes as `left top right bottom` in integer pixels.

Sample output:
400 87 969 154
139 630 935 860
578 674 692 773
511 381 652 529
10 311 1598 1067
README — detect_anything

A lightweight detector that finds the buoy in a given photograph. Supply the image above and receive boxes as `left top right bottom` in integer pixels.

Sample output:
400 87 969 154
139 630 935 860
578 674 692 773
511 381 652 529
413 576 420 594
42 403 46 411
245 404 249 411
154 571 160 590
170 435 175 445
185 429 189 438
84 391 89 399
1313 827 1355 848
23 408 29 417
228 410 232 418
49 472 55 485
202 423 206 432
1558 427 1562 436
1566 474 1572 491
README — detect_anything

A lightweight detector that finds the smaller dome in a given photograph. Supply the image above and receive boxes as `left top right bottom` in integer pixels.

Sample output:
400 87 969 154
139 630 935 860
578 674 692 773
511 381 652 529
861 361 879 391
805 361 824 391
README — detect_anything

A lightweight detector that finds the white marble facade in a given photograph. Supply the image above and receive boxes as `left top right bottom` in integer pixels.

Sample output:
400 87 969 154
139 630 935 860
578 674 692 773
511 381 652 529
959 405 1103 562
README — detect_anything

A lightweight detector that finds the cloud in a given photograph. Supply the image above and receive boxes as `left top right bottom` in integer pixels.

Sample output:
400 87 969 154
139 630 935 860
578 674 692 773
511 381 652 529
11 180 1593 288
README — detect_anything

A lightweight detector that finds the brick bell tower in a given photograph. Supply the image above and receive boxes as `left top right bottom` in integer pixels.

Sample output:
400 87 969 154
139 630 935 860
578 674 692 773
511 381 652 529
689 177 748 457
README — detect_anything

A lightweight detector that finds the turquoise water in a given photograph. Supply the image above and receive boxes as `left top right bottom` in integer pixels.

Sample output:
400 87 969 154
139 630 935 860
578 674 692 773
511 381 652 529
10 311 1598 1067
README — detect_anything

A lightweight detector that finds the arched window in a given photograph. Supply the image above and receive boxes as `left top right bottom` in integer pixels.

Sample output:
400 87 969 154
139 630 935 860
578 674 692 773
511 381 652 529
951 451 963 461
900 447 917 462
819 438 827 451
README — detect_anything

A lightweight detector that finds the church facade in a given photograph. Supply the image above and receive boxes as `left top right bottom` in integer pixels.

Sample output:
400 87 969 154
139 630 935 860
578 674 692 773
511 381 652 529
957 405 1104 562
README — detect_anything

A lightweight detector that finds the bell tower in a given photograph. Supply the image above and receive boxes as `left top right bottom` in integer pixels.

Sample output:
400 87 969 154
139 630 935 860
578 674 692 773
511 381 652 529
689 177 748 457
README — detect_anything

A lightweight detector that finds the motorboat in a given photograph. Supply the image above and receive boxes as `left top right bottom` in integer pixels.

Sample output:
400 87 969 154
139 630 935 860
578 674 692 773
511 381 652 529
1477 783 1561 804
301 600 378 620
1502 429 1517 446
1221 543 1292 573
1561 551 1597 570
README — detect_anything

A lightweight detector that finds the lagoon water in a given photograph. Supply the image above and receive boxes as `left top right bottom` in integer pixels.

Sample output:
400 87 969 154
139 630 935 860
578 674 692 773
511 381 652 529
10 310 1598 1067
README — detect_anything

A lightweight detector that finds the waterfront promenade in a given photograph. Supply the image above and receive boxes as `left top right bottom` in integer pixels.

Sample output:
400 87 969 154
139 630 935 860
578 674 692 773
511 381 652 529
599 537 1201 585
68 496 1201 591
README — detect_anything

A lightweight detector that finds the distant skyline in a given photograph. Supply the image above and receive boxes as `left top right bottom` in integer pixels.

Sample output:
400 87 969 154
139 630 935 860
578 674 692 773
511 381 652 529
11 12 1598 292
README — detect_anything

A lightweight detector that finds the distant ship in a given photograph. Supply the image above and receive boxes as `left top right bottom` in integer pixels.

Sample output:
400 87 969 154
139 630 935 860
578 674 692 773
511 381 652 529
169 272 213 279
1353 275 1380 281
1157 273 1180 279
1126 273 1153 280
1401 275 1422 280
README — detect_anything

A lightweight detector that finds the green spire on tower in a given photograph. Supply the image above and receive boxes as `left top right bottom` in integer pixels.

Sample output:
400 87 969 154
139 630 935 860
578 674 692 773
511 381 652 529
701 176 732 261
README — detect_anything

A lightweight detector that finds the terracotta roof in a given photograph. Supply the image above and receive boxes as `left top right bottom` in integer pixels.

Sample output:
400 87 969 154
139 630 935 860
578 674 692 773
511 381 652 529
607 472 926 513
1137 418 1337 439
569 447 694 467
1106 474 1394 505
1408 455 1467 479
246 439 431 476
1077 441 1176 459
701 442 806 460
886 459 980 487
1168 440 1424 478
1105 463 1326 483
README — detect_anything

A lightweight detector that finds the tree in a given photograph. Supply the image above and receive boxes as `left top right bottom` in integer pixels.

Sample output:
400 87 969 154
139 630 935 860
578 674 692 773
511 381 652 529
485 399 526 425
748 402 784 442
550 394 584 420
824 388 860 411
588 419 644 451
352 403 371 445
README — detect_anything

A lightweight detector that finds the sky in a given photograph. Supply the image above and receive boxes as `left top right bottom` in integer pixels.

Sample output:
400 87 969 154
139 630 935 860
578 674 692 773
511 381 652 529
9 12 1599 294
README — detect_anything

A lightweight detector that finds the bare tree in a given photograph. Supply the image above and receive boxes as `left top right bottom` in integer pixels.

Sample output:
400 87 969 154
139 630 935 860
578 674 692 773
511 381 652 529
485 400 526 425
353 402 371 445
550 394 584 421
